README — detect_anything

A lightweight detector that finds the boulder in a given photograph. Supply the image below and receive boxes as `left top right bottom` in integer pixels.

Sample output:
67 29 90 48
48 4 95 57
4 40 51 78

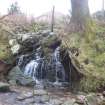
11 44 20 54
18 36 40 54
86 93 98 105
9 39 18 46
76 95 86 104
34 89 48 96
49 99 63 105
0 82 10 92
8 66 35 86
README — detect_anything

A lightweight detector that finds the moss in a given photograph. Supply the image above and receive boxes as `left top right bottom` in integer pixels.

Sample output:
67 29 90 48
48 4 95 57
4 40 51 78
84 19 96 43
0 42 12 60
62 20 105 92
0 30 13 62
80 76 105 92
93 53 105 66
42 35 59 47
41 35 61 61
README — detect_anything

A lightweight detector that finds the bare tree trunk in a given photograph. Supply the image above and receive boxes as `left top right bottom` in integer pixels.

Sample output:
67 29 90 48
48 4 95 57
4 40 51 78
70 0 90 32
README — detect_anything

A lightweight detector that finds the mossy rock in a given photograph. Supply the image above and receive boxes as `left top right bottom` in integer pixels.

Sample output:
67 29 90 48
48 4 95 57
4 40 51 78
42 35 61 49
41 35 61 60
8 66 35 86
0 38 13 62
0 44 11 59
0 82 10 92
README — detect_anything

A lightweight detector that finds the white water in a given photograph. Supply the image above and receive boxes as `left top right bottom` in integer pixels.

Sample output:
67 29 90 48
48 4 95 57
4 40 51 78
53 47 66 83
18 46 66 85
18 55 24 66
24 60 40 84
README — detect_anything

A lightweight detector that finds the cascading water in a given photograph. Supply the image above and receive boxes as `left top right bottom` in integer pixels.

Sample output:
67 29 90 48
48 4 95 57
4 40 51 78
52 47 66 85
23 48 46 84
18 55 24 66
17 46 66 86
24 60 39 83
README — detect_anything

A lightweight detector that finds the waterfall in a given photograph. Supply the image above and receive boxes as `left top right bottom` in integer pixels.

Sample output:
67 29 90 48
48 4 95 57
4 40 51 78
24 60 40 84
19 47 46 84
17 46 66 86
53 47 66 84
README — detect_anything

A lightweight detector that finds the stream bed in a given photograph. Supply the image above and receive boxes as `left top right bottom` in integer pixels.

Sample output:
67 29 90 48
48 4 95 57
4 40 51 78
0 86 76 105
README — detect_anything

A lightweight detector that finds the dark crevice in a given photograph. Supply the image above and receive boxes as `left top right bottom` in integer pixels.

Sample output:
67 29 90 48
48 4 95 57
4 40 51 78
60 49 83 89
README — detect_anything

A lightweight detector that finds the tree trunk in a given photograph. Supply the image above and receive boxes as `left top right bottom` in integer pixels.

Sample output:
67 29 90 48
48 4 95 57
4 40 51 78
70 0 90 31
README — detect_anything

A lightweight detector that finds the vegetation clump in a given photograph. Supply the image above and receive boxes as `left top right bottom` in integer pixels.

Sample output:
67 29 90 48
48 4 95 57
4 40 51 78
62 21 105 92
0 29 13 62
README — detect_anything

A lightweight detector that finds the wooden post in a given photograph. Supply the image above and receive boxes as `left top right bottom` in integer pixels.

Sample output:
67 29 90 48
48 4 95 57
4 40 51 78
51 6 55 32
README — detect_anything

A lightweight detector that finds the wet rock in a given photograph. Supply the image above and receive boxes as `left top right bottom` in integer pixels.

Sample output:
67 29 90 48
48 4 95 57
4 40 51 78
18 36 40 54
18 34 32 42
8 66 23 84
34 89 48 96
42 35 61 50
9 80 17 85
0 82 10 92
103 91 105 97
41 30 50 37
49 99 63 105
86 93 97 105
40 95 50 103
17 91 49 104
76 95 86 104
17 92 33 101
8 66 35 86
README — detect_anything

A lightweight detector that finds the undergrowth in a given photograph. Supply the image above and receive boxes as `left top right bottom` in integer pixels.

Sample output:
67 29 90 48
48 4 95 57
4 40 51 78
62 20 105 92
